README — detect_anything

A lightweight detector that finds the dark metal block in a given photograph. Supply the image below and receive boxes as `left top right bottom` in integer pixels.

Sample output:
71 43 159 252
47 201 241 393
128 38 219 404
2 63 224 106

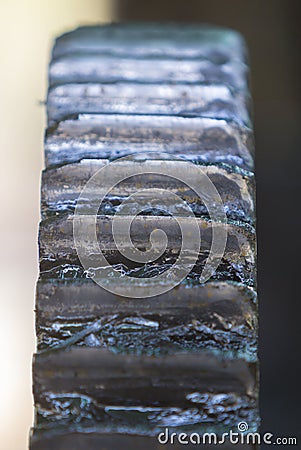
52 24 247 63
33 348 259 435
36 279 257 361
47 83 251 127
45 114 254 169
38 214 256 286
41 159 255 223
49 54 247 91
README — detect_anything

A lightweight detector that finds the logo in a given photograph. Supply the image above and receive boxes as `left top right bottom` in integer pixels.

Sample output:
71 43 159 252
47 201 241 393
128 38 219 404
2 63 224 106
73 153 227 298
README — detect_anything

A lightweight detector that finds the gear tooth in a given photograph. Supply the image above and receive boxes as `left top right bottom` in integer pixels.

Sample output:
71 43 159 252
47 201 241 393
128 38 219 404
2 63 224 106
32 24 258 449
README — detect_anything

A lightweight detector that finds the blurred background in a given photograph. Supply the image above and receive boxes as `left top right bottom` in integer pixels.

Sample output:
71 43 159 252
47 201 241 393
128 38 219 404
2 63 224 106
0 1 113 449
0 0 300 448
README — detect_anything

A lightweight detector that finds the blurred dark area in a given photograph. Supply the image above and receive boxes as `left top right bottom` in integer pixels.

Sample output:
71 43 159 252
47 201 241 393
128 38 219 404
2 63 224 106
115 0 301 444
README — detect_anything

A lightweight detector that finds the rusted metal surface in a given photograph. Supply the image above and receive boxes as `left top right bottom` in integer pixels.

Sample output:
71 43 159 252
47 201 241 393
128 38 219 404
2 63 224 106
31 24 258 449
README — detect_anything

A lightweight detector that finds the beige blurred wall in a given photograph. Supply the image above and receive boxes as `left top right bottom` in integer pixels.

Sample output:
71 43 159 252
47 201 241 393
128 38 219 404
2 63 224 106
0 1 114 449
